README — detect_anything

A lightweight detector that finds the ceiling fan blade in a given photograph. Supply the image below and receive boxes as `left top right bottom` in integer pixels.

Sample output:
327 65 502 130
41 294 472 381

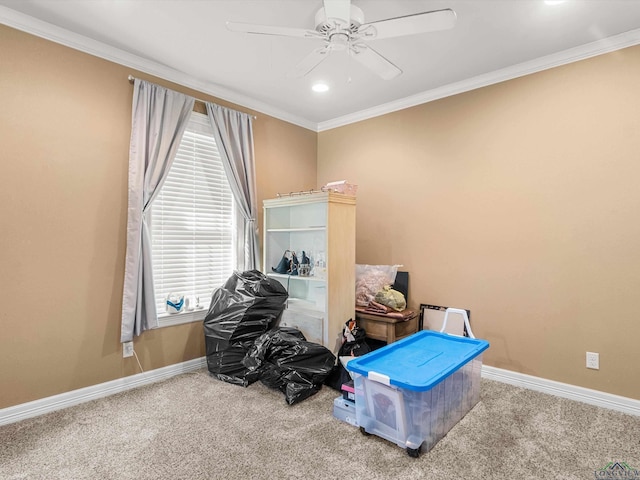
359 8 457 40
288 46 331 78
323 0 351 24
350 44 402 80
226 21 321 39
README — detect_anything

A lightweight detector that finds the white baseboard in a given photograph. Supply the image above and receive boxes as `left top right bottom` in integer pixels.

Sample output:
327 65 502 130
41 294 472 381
2 358 638 426
482 365 640 417
0 356 207 426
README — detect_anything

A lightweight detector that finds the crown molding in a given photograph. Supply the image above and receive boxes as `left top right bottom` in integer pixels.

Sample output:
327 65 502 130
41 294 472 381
317 27 640 132
0 6 318 131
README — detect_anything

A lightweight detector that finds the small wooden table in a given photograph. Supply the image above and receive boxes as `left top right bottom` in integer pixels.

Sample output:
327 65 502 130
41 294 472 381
355 310 418 344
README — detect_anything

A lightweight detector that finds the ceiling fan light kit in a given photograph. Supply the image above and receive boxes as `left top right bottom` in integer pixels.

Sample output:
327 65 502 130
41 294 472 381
226 0 457 81
312 82 330 93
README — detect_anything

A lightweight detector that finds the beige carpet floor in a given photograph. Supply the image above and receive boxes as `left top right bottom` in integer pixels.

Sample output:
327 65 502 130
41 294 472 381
1 369 638 479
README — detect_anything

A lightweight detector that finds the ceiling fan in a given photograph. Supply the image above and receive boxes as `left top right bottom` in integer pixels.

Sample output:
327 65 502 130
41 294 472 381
226 0 456 80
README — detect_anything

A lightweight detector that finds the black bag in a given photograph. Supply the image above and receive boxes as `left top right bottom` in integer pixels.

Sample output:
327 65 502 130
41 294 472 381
324 320 371 391
243 327 336 404
204 270 288 386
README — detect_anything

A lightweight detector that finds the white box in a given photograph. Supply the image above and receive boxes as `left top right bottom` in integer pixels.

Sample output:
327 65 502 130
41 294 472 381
333 397 358 427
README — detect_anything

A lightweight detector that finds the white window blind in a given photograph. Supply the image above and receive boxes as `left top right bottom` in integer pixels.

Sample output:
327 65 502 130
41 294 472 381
151 112 235 315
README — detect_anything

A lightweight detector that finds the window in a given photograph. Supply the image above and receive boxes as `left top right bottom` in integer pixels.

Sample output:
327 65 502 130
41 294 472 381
150 112 235 325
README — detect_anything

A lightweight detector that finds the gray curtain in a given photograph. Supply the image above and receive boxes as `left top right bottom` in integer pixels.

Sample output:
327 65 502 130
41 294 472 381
121 79 195 343
205 103 260 271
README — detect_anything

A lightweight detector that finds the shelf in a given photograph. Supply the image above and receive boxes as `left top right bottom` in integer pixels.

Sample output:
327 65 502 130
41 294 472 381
286 298 324 315
263 191 355 208
268 273 326 282
263 192 355 349
266 227 326 233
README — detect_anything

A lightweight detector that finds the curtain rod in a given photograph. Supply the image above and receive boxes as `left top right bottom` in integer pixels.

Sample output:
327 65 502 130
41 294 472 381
127 75 257 120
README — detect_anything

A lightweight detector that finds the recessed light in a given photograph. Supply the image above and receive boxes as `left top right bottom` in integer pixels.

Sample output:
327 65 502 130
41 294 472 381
544 0 565 5
312 82 329 93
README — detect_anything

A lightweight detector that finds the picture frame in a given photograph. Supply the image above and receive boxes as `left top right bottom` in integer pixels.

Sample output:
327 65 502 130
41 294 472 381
365 381 407 442
419 304 470 336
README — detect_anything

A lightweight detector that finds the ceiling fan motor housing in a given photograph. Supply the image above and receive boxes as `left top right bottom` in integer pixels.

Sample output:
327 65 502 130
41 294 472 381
315 4 364 35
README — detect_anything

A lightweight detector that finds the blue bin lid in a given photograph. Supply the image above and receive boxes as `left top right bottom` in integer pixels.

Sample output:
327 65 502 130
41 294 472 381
346 330 489 391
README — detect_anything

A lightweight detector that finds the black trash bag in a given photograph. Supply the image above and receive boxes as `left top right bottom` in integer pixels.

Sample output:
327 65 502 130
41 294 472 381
242 326 306 370
243 327 336 405
204 270 288 386
324 320 371 392
204 270 288 349
205 343 261 386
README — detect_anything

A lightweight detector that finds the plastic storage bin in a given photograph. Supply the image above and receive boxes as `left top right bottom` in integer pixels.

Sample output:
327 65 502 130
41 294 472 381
346 330 489 457
333 396 358 427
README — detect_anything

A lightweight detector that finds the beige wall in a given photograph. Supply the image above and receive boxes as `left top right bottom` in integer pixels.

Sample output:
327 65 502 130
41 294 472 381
2 21 638 410
0 25 316 409
318 45 640 400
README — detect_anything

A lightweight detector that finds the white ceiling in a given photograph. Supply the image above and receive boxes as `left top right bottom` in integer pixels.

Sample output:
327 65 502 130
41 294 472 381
2 0 640 130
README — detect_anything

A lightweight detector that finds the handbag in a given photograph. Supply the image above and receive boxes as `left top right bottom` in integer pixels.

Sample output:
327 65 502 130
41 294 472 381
271 250 299 275
272 250 292 274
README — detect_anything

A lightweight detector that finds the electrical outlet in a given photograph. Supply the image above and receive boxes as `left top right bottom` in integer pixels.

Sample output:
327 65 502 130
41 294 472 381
586 351 599 370
123 341 134 358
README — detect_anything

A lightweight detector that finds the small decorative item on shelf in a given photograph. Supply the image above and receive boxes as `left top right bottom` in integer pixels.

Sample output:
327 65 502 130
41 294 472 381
290 251 300 275
322 180 358 196
166 293 185 313
313 251 327 279
299 264 311 276
299 250 311 276
184 295 200 311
